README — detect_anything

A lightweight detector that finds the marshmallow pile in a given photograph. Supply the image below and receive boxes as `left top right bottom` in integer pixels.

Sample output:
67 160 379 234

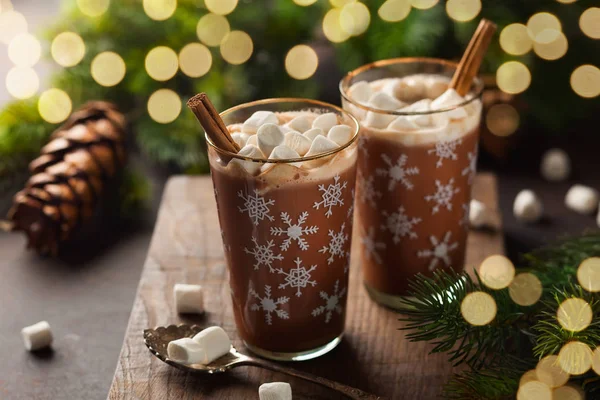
229 111 354 175
167 326 232 365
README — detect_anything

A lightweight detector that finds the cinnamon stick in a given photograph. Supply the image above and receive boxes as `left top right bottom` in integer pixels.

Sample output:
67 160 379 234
450 19 497 96
187 93 240 153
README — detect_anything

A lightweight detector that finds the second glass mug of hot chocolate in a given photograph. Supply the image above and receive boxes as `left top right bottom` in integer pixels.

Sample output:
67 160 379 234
339 58 484 309
207 99 359 361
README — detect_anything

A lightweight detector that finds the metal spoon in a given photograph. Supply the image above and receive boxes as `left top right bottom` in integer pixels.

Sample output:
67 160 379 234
144 324 383 400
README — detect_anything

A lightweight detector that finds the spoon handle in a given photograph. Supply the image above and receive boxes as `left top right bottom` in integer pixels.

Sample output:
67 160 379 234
243 358 383 400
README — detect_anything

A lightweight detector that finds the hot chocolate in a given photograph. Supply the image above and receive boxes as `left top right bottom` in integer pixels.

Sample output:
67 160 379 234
207 100 358 360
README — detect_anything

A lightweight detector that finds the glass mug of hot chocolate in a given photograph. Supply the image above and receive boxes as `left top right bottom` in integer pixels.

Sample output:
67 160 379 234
207 98 359 361
339 58 484 309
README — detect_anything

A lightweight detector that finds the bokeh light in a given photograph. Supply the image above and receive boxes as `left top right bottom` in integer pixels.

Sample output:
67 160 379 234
460 291 497 326
8 33 41 67
556 0 577 3
592 346 600 375
330 0 356 7
5 67 39 99
533 31 568 60
536 355 570 388
570 65 600 98
220 30 253 65
76 0 109 17
145 46 179 81
340 2 371 36
0 10 28 45
91 51 126 87
293 0 318 5
527 12 562 41
51 32 86 67
558 341 593 375
285 45 319 80
499 23 533 56
446 0 481 22
577 257 600 292
143 0 177 21
479 255 515 290
196 13 230 47
557 298 593 332
496 61 531 94
516 381 552 400
323 8 351 43
411 0 438 10
553 386 584 400
519 370 538 387
486 104 520 137
38 89 72 124
205 0 237 16
147 89 181 124
378 0 411 22
509 272 543 306
580 8 600 39
179 43 212 78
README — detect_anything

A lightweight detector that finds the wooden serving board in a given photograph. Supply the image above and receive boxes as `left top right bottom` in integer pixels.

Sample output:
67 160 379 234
108 173 504 400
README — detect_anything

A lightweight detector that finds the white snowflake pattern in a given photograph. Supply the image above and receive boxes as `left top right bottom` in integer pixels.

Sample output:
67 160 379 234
357 170 382 208
381 207 422 244
270 212 319 251
274 257 317 297
360 226 386 265
425 178 460 214
461 150 477 184
238 189 275 225
244 237 284 272
358 134 369 158
312 280 347 323
417 231 459 271
347 189 355 219
375 154 419 191
319 223 349 264
428 138 462 168
249 285 289 325
313 175 347 218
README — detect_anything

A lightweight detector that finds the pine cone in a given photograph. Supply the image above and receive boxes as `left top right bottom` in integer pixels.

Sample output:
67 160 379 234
6 101 127 255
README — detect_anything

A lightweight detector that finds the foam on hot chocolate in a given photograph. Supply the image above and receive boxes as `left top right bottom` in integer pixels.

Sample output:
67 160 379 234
346 74 482 145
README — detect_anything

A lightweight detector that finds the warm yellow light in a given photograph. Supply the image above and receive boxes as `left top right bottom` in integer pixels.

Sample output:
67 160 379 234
499 23 533 56
285 45 319 80
147 89 181 124
76 0 109 17
571 64 600 98
293 0 318 5
558 341 593 375
51 32 86 68
479 255 515 290
516 381 552 400
378 0 411 22
323 8 351 43
460 291 497 326
556 0 577 3
580 8 600 39
220 30 253 65
196 13 230 47
179 43 212 78
5 67 39 99
486 104 520 137
518 370 538 387
533 31 568 60
592 346 600 375
536 355 570 388
410 0 438 10
446 0 481 22
553 386 584 400
557 298 593 332
527 12 562 41
205 0 237 16
330 0 356 7
91 51 126 87
8 33 41 67
577 257 600 292
38 89 72 124
145 46 179 81
0 10 28 45
496 61 531 95
509 272 543 306
143 0 177 21
340 2 371 36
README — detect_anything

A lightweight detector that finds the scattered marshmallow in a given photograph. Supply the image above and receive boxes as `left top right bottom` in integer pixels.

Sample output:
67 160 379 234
565 185 599 215
513 189 543 223
303 127 325 141
259 382 292 400
242 111 279 134
167 338 207 364
230 144 264 175
312 112 338 133
540 148 571 182
388 115 420 131
246 135 258 146
431 89 468 120
192 326 232 364
395 76 426 103
284 131 312 156
174 283 204 314
305 135 340 158
231 132 249 149
368 91 404 111
286 116 311 133
327 125 353 146
469 199 492 229
349 80 372 104
257 123 285 157
21 321 53 351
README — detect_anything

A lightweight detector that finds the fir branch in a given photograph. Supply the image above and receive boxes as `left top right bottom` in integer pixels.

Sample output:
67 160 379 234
443 362 529 400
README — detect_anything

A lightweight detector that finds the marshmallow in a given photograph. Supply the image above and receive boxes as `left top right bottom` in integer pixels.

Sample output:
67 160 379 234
368 91 404 111
262 145 301 172
541 148 571 182
513 190 543 223
305 135 340 157
431 89 468 120
246 135 258 146
174 283 204 314
395 76 426 103
257 123 285 157
349 80 372 104
259 382 292 400
284 131 312 156
304 127 325 141
469 199 491 229
231 144 264 175
167 338 207 364
242 111 279 134
21 321 53 351
327 125 353 146
388 115 420 131
192 326 232 364
312 112 338 133
565 185 599 215
364 111 396 129
231 132 249 149
426 76 449 99
404 99 433 127
286 116 311 133
380 78 402 99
